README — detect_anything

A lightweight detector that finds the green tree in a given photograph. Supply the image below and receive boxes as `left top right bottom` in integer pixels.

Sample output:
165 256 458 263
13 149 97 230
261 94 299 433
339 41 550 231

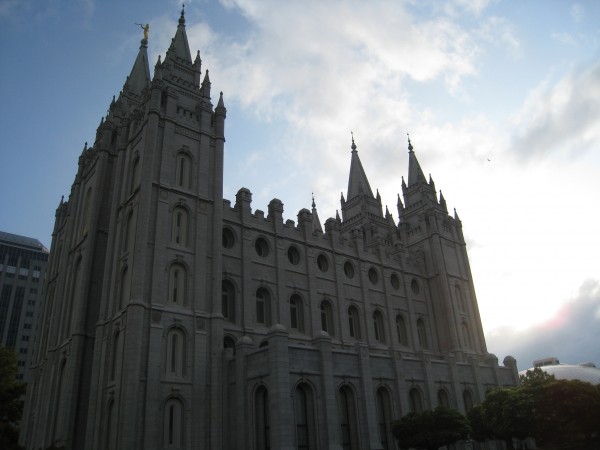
466 404 492 442
392 406 471 450
0 345 26 450
519 366 555 388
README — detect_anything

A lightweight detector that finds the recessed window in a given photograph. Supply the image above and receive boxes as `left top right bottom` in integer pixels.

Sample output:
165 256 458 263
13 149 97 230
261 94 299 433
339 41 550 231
317 254 329 272
343 261 355 279
222 227 235 249
287 246 300 265
411 279 420 295
390 273 400 290
368 268 378 284
255 238 269 257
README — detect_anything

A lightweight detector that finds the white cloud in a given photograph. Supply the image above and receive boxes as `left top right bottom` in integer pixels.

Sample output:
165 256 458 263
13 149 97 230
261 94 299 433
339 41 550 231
551 31 577 46
570 3 584 23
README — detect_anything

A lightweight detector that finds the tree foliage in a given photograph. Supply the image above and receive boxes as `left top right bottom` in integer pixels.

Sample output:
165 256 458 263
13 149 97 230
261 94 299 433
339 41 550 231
392 406 471 450
0 345 26 450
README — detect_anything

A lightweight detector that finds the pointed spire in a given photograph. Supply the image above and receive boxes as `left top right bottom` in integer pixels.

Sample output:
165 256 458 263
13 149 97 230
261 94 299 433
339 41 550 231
311 193 323 233
166 5 193 63
124 30 151 96
336 210 341 223
346 134 375 201
397 193 404 220
454 208 461 222
406 134 427 187
202 69 211 98
439 190 448 212
216 91 226 112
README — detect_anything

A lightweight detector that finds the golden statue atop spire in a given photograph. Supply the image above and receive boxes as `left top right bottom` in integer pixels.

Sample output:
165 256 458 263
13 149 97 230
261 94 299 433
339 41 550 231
135 23 150 40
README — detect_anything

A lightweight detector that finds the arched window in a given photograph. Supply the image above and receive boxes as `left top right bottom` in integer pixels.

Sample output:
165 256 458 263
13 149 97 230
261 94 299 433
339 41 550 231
224 336 236 355
81 187 92 237
130 155 141 193
290 294 304 332
168 264 186 306
348 306 361 340
438 389 450 408
373 310 385 343
110 331 121 381
376 387 393 450
320 300 334 336
455 285 466 311
417 318 429 350
171 207 189 247
119 265 131 310
295 383 316 450
222 280 236 323
166 328 186 377
256 288 271 326
163 398 184 448
317 254 329 272
463 389 474 411
339 385 359 450
255 386 270 450
409 388 423 413
396 314 408 346
462 321 473 349
175 152 191 188
106 399 117 450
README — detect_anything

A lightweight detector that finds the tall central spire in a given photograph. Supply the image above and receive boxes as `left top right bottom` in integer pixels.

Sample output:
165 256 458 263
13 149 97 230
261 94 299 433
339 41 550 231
407 135 427 187
346 134 374 201
167 5 193 63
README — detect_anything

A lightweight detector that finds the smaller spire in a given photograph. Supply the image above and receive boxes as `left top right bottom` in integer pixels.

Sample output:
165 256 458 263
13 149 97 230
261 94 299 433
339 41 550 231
312 192 316 209
179 4 186 25
311 193 323 233
454 208 461 222
439 190 447 212
351 131 357 153
401 176 406 189
407 133 413 152
336 210 341 222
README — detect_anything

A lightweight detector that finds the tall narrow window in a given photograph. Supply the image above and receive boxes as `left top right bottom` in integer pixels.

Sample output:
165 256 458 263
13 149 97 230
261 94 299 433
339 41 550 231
255 386 270 450
348 306 361 340
320 301 334 337
171 207 189 247
463 389 474 411
175 153 191 188
222 280 236 323
339 385 358 450
256 288 271 326
168 264 186 306
106 399 117 450
123 211 136 253
409 388 423 413
110 331 120 381
438 389 450 408
376 387 393 450
163 399 183 447
417 318 428 350
119 265 130 310
166 328 185 377
396 314 408 346
462 322 473 349
373 310 385 343
455 285 466 311
290 294 304 332
295 384 316 450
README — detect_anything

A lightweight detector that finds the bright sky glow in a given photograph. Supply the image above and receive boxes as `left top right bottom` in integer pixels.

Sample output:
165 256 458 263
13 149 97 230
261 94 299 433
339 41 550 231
1 0 599 369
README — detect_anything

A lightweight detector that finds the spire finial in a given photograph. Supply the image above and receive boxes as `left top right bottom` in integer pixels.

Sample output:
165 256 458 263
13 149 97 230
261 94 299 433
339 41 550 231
179 4 185 25
407 133 413 152
351 131 357 152
312 192 316 209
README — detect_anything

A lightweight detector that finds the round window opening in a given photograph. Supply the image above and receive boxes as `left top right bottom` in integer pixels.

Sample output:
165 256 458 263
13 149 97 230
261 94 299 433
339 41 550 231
222 227 235 249
344 261 355 279
368 268 379 284
288 246 300 265
317 254 329 272
411 279 420 295
255 238 269 257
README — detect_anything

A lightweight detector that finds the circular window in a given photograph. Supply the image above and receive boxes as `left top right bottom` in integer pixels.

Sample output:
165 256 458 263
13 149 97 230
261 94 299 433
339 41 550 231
255 237 269 257
317 254 329 272
368 268 379 284
411 279 420 294
390 273 400 290
222 227 235 249
344 261 355 278
287 246 300 265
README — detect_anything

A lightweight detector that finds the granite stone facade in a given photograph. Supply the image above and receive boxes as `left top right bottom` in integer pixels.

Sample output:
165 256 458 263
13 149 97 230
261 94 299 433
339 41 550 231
20 9 518 450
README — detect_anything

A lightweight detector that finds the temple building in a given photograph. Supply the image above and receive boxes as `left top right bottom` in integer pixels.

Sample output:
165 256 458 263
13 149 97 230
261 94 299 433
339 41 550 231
21 8 518 450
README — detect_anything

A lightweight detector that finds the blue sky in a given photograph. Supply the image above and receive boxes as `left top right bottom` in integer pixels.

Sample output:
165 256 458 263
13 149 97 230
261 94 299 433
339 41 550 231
1 0 599 370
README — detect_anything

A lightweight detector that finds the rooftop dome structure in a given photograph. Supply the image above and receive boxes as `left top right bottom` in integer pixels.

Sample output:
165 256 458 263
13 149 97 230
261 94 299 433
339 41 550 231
520 359 600 385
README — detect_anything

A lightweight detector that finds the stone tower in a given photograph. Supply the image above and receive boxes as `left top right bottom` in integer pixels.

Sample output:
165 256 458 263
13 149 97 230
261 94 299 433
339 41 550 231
21 9 518 450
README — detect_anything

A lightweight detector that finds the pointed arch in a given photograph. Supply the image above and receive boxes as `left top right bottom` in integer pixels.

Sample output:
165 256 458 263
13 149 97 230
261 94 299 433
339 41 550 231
175 151 192 189
289 293 304 332
396 314 408 346
416 318 429 350
165 326 186 378
409 387 423 413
